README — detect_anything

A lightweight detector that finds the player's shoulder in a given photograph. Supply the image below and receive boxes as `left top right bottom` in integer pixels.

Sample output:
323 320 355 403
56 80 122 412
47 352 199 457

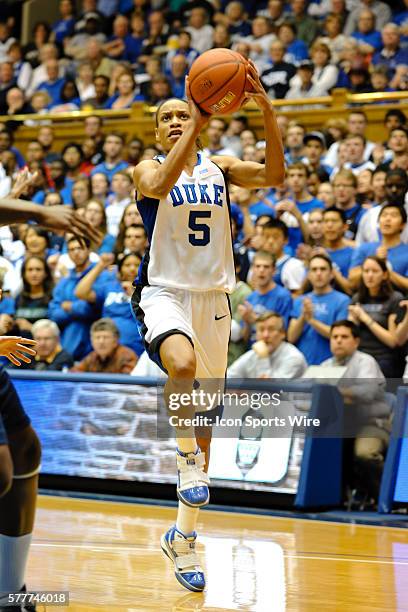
133 159 161 174
209 154 238 172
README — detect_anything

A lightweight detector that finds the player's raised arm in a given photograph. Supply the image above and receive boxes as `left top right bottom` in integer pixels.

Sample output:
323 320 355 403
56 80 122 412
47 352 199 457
212 60 285 189
133 92 209 200
0 336 37 366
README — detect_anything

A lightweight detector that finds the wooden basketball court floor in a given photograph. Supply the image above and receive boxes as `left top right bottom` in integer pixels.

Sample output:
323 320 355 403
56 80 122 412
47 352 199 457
27 494 408 612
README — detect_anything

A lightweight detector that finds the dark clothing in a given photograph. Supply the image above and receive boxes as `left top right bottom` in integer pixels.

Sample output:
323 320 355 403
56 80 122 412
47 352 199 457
12 348 74 372
15 294 51 325
261 61 297 99
351 291 404 377
0 366 30 443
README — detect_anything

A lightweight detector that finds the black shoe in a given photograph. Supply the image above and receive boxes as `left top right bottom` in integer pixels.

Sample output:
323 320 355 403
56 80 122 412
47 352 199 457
0 585 36 611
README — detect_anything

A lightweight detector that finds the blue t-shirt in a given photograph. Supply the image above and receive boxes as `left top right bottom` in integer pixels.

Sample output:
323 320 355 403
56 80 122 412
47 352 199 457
350 241 408 276
351 30 382 52
326 246 354 277
288 197 325 253
290 290 351 365
0 297 15 315
94 277 144 356
246 285 293 343
91 161 129 183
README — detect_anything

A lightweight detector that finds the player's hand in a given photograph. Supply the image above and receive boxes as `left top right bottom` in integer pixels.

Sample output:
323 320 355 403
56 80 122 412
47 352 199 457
244 59 271 111
37 206 103 244
0 336 37 366
185 77 209 131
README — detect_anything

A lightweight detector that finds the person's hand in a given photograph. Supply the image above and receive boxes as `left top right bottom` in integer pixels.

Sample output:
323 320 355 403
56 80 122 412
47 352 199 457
311 246 329 258
371 143 385 166
10 169 39 198
61 301 73 312
98 253 115 269
0 336 37 366
399 299 408 310
0 313 13 334
244 59 271 111
296 243 312 262
302 297 314 321
238 301 257 324
348 303 369 324
250 234 265 250
185 77 210 132
121 280 133 295
37 206 103 244
275 199 301 219
376 245 387 260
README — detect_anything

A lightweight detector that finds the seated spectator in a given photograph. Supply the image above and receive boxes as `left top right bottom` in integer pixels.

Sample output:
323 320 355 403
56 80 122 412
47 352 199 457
104 69 140 109
320 320 391 504
167 55 188 99
344 0 391 36
278 22 308 65
84 114 104 160
350 204 408 292
288 254 350 364
276 162 324 253
239 251 293 345
4 88 33 130
48 236 108 360
8 42 33 92
80 138 97 175
50 78 81 111
64 13 106 61
86 37 116 80
75 61 95 102
114 203 144 252
284 122 305 165
15 256 54 332
260 40 296 99
228 311 307 378
370 65 395 95
105 171 133 236
91 133 128 182
0 21 16 63
0 61 17 114
75 252 144 355
320 207 354 294
215 1 251 39
103 14 131 60
288 0 320 47
213 23 232 50
83 199 115 254
143 74 173 106
261 219 306 292
356 169 408 245
356 169 375 208
71 317 138 373
70 177 91 210
52 0 76 45
319 13 350 64
257 0 286 30
302 131 333 176
332 169 366 240
348 256 403 377
164 30 199 74
35 58 65 105
84 74 110 108
23 22 51 69
203 118 236 157
325 110 376 167
351 8 382 53
91 171 109 201
372 23 408 89
126 137 144 166
114 223 148 257
123 13 145 63
186 7 214 55
37 126 59 164
285 60 330 105
26 42 61 98
21 226 51 264
138 10 169 64
380 126 408 172
22 318 74 371
237 16 276 70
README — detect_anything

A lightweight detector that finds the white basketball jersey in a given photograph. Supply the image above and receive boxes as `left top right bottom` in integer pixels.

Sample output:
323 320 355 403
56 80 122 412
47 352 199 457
137 153 235 293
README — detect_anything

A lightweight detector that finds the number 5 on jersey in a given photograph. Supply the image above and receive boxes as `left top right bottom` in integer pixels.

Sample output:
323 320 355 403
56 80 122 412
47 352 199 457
188 211 211 246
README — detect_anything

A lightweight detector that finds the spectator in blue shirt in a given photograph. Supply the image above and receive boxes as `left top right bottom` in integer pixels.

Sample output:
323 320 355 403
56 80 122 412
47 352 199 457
278 22 309 65
35 59 65 105
372 23 408 80
104 70 141 109
52 0 76 45
167 55 188 99
320 206 354 295
48 237 109 360
349 204 408 294
75 251 144 355
165 30 199 73
60 143 84 203
351 9 383 53
288 254 351 364
91 133 128 182
239 251 293 345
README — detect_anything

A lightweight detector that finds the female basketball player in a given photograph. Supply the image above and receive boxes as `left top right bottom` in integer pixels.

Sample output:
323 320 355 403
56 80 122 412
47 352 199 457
132 59 285 592
0 196 99 611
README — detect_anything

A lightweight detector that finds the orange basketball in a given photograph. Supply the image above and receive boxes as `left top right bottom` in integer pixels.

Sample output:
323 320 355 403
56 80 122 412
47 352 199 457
189 48 249 115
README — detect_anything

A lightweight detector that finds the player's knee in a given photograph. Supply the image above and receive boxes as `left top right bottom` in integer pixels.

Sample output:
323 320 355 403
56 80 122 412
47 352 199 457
167 357 197 382
0 449 13 497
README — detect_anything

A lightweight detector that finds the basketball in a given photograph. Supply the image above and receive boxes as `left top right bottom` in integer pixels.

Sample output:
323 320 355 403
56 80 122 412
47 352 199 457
188 48 249 115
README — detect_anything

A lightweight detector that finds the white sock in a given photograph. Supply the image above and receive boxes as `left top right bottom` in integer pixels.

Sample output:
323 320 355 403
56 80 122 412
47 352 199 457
176 503 200 536
0 533 32 593
176 435 198 455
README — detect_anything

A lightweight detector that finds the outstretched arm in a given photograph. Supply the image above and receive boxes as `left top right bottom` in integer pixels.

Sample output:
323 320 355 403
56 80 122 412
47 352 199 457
0 336 37 367
212 61 285 189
